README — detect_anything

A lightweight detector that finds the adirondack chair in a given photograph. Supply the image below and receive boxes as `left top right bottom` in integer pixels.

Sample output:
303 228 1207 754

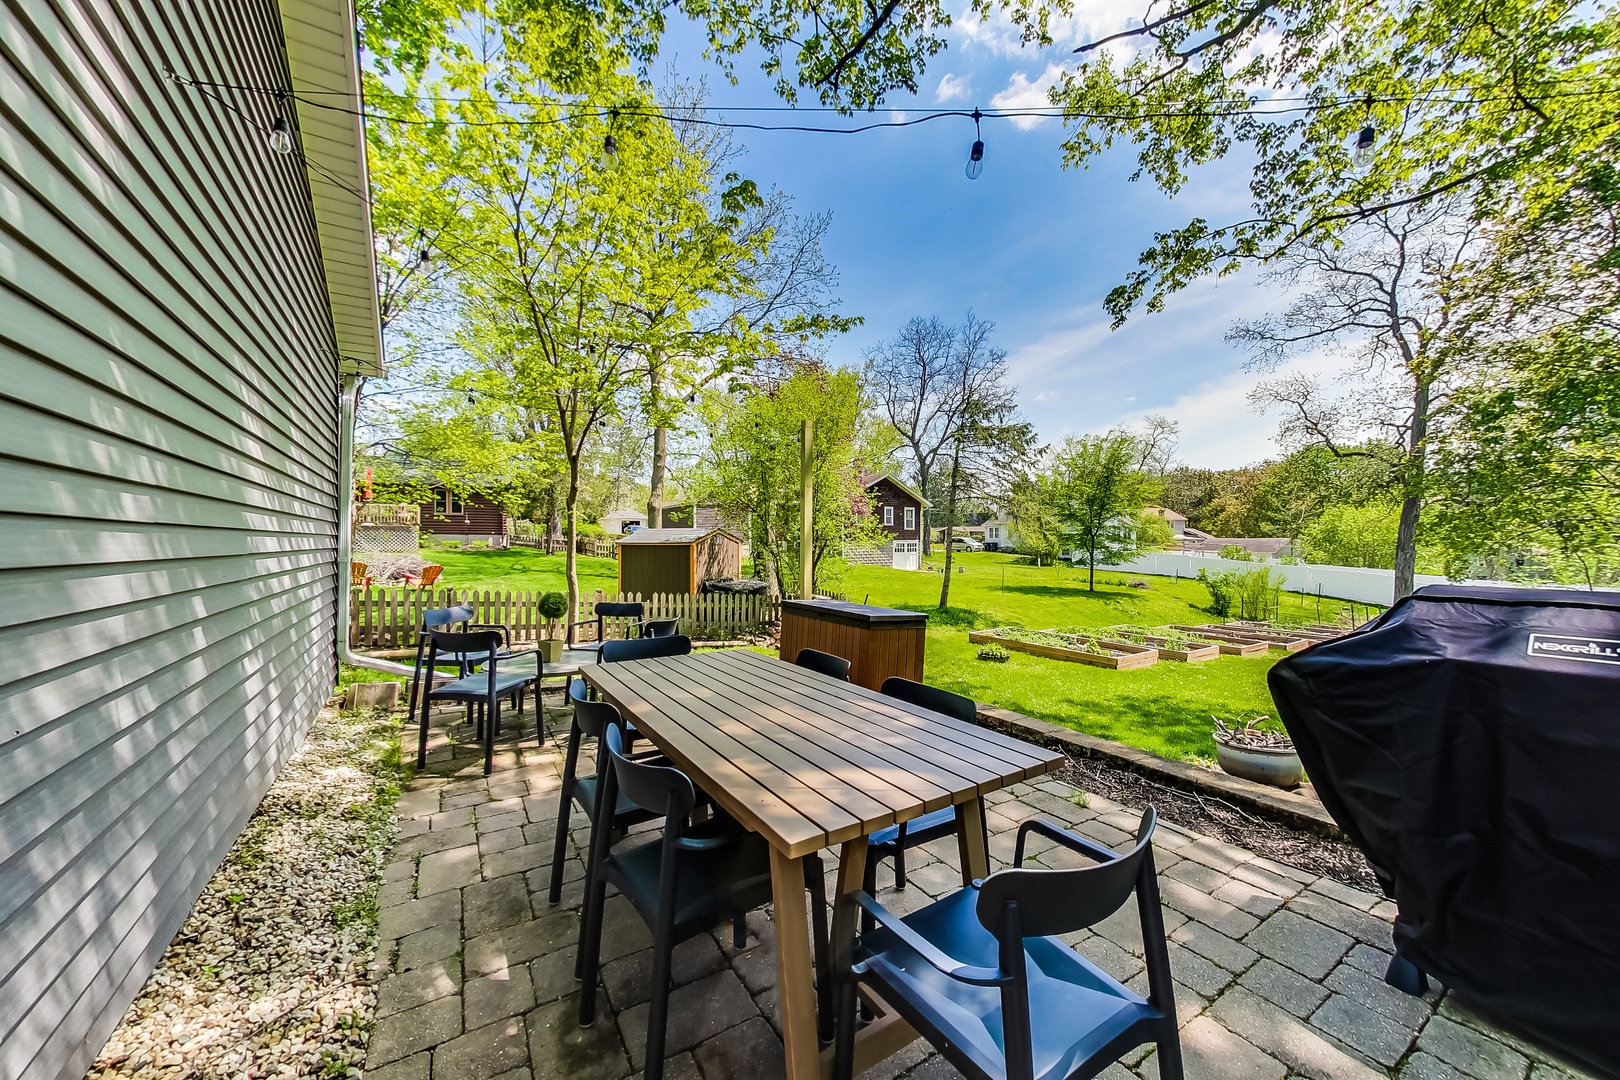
349 561 371 588
404 563 443 588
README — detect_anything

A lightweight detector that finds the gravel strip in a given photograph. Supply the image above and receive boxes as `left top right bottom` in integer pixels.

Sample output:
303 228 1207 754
87 697 408 1080
1058 752 1381 892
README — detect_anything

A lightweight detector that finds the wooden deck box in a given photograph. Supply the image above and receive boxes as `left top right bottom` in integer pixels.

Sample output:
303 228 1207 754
779 599 927 690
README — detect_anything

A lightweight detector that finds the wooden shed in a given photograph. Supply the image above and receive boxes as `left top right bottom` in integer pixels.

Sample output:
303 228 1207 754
617 527 744 596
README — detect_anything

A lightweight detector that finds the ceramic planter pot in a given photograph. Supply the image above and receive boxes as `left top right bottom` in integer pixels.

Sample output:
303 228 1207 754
537 639 564 663
1214 739 1304 788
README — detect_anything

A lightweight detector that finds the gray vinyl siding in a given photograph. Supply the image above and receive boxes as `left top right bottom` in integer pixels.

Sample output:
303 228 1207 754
0 3 341 1079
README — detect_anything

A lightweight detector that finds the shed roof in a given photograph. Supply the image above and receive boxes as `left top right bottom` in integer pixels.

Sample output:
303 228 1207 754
858 471 934 509
615 527 743 546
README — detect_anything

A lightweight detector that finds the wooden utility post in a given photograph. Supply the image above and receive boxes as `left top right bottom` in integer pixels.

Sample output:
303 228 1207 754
800 418 814 599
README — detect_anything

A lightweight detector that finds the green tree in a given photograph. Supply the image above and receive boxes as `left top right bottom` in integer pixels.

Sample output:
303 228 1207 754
1237 202 1481 598
1037 433 1162 590
1051 0 1619 326
1301 503 1404 569
691 360 885 598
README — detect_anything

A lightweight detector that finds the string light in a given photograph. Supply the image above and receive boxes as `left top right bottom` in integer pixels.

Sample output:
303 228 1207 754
965 108 985 180
1352 94 1376 173
601 109 620 171
268 114 293 155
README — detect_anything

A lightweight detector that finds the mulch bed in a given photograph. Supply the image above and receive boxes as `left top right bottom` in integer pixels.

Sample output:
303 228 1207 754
1057 751 1381 893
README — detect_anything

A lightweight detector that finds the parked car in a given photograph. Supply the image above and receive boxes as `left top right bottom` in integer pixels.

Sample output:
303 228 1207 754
950 535 984 551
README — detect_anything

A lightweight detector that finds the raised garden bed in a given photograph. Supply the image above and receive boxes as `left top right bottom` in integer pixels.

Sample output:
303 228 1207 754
1099 626 1221 663
1170 624 1313 652
967 628 1158 670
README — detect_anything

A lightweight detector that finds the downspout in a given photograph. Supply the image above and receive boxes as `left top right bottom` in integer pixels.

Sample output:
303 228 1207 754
337 375 418 677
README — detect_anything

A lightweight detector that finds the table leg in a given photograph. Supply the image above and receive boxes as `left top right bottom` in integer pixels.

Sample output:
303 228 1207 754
955 796 990 885
770 846 820 1080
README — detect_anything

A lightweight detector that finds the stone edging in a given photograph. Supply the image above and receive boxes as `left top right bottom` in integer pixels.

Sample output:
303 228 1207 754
974 704 1345 839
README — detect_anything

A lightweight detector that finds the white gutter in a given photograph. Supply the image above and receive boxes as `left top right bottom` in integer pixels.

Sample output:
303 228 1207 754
337 375 418 678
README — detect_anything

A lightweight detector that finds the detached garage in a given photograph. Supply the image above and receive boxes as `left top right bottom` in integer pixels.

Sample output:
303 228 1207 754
617 528 744 596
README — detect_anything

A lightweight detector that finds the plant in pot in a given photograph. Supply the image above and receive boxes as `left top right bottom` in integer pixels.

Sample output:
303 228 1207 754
1212 716 1304 788
537 591 569 662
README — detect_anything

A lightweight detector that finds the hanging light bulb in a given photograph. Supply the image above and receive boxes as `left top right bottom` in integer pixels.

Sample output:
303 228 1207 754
268 115 293 155
965 108 985 180
1350 95 1375 174
466 390 476 406
601 109 620 171
415 228 430 267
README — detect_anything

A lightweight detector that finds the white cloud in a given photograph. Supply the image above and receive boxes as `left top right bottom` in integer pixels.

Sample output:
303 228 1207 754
936 72 970 103
990 64 1067 129
1107 349 1346 468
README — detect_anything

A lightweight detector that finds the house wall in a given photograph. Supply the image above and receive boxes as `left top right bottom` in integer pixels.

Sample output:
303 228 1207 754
421 490 509 543
865 478 922 541
0 5 341 1078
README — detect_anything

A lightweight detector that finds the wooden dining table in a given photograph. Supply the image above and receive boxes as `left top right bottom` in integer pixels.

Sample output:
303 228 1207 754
582 647 1066 1080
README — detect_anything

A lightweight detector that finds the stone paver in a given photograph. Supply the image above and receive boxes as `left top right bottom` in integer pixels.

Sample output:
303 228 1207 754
363 690 1538 1080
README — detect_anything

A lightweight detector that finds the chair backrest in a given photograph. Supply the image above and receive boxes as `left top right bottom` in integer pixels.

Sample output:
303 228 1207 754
600 635 693 663
423 605 475 630
568 677 621 738
795 648 851 681
596 601 645 619
975 808 1158 938
603 721 696 820
417 564 444 587
640 618 680 639
424 630 505 688
880 677 976 723
350 561 369 586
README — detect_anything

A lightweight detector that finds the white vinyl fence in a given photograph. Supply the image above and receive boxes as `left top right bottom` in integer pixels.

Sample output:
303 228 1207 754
1099 550 1449 606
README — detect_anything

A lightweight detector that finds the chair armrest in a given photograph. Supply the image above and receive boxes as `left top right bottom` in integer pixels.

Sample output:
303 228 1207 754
1015 818 1122 868
838 892 1007 986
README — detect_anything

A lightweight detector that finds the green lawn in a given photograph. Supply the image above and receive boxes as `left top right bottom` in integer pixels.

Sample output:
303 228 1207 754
406 547 1365 765
837 552 1367 763
420 546 620 596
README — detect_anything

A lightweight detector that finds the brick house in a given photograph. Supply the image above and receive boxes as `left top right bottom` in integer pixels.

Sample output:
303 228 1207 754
858 472 931 541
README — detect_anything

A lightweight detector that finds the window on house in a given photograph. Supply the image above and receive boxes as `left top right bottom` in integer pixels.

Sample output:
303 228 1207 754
883 505 894 527
436 488 464 515
904 506 916 531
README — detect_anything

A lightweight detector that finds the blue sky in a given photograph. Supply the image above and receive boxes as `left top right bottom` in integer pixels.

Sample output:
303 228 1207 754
653 7 1333 468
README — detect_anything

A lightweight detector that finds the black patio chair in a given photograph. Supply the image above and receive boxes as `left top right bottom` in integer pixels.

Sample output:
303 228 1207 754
795 647 851 681
865 678 986 897
576 721 833 1079
415 629 539 775
547 680 666 908
599 634 692 663
639 617 681 639
569 601 646 649
406 605 520 722
832 809 1182 1080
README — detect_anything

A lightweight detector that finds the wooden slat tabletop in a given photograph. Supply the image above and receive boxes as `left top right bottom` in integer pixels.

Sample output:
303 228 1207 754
582 648 1066 858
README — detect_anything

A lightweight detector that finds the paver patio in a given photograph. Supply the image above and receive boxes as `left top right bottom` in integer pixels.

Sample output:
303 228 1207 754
365 689 1594 1080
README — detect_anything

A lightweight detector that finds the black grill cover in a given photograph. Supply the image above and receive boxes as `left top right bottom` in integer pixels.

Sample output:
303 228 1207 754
1268 585 1620 1077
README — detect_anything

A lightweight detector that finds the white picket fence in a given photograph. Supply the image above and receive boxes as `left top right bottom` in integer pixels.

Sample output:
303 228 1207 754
1098 550 1449 606
348 587 777 648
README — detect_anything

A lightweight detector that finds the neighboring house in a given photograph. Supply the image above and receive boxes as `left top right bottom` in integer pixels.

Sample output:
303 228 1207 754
0 4 381 1078
1143 506 1188 539
858 472 931 542
599 508 649 534
984 519 1022 552
421 486 512 547
1180 528 1296 558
